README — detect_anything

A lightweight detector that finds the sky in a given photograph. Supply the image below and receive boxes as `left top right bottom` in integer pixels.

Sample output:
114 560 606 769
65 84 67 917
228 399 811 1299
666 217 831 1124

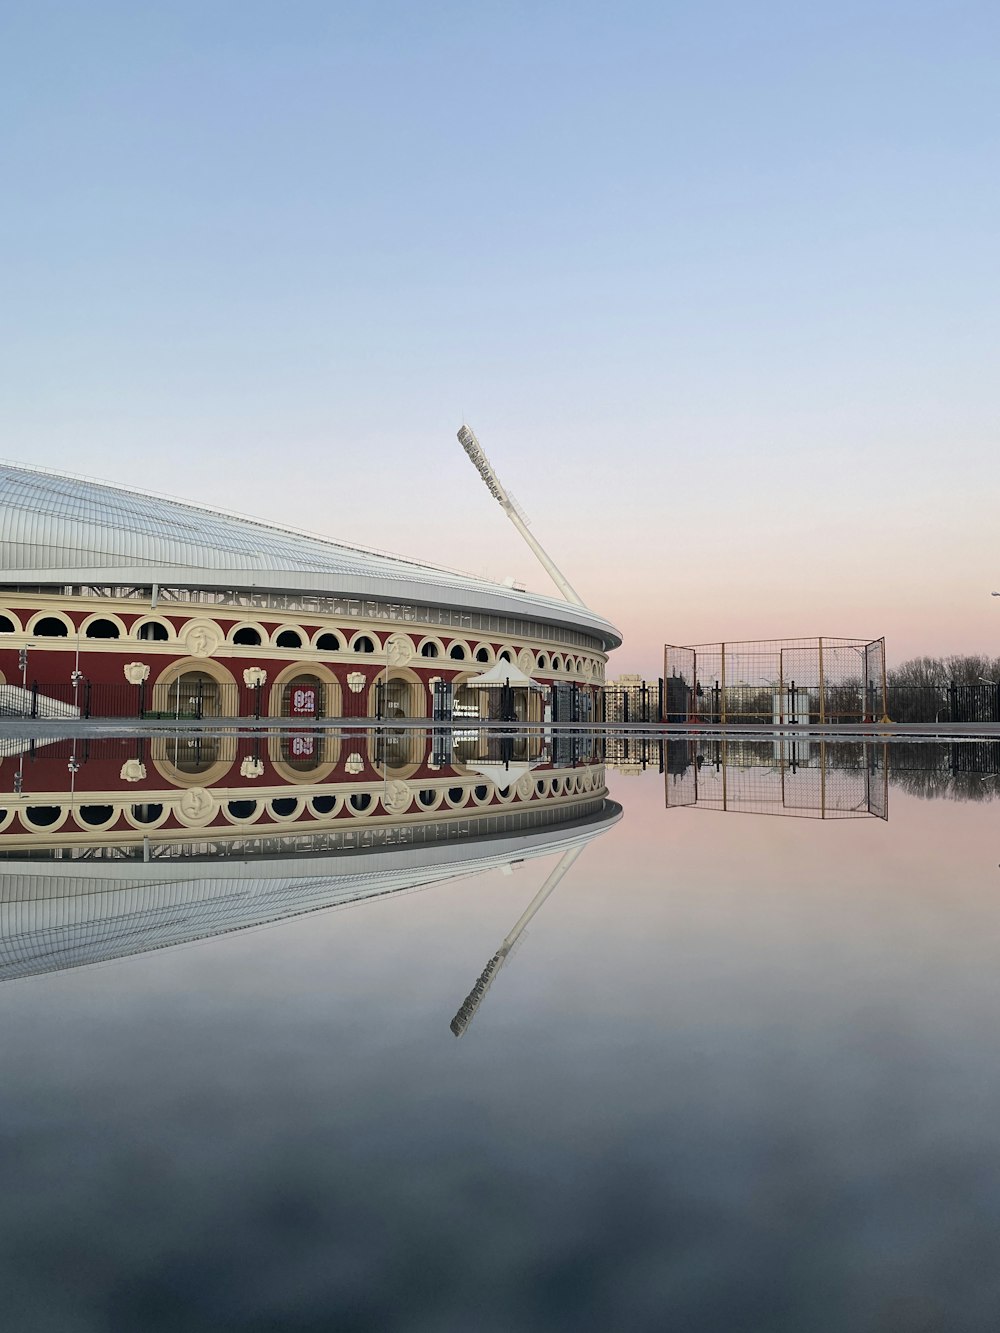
1 1 998 673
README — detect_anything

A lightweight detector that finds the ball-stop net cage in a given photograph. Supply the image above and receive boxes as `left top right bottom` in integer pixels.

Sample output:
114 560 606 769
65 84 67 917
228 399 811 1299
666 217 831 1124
663 637 887 726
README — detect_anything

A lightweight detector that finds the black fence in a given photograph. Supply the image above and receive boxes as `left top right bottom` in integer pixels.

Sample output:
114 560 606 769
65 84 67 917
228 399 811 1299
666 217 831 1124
2 679 370 722
6 677 1000 725
887 682 1000 725
600 683 663 724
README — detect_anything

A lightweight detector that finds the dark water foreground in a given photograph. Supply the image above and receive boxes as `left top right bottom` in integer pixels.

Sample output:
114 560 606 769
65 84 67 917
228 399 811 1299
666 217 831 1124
1 735 999 1331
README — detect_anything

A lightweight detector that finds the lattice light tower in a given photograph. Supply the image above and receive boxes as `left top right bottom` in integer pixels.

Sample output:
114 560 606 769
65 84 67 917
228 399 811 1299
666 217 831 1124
457 424 586 608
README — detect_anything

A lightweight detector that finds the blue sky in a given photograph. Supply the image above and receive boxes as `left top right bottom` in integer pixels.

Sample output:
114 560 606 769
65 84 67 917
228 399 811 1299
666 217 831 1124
2 2 998 668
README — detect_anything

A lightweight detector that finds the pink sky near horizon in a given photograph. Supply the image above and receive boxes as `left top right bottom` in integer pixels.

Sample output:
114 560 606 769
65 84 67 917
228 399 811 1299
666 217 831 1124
3 3 998 675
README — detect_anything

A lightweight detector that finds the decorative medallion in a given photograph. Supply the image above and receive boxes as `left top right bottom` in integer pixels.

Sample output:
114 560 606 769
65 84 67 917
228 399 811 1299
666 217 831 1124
176 786 216 826
516 774 535 800
386 633 414 667
120 759 147 783
517 648 535 674
347 672 366 694
123 662 150 685
345 751 365 774
183 619 222 657
243 667 267 688
383 779 413 814
240 757 265 778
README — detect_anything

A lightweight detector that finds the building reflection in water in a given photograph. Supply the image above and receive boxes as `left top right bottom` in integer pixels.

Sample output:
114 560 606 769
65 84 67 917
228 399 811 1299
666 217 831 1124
0 727 620 986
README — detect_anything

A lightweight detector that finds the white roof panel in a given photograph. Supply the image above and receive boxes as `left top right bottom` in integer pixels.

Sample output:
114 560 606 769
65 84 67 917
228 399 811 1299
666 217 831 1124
0 463 621 648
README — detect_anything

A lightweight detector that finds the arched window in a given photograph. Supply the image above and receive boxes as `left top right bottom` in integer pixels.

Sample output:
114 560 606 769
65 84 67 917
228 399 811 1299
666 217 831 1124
449 643 466 660
131 803 163 824
25 806 63 827
316 632 341 652
34 617 68 637
137 621 169 642
475 647 490 663
354 635 375 654
85 618 120 640
420 642 439 658
499 650 511 663
350 792 372 812
227 800 258 820
0 616 16 633
233 626 261 646
275 629 302 649
78 805 115 826
312 794 337 815
271 797 298 817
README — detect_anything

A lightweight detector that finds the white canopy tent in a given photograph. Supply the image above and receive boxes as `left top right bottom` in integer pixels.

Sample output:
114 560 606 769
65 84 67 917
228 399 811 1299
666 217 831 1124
460 661 542 689
465 760 539 788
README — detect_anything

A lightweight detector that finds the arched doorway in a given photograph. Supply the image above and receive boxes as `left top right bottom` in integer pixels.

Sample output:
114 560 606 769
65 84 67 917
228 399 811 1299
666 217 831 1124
153 660 238 718
269 664 342 720
370 668 425 721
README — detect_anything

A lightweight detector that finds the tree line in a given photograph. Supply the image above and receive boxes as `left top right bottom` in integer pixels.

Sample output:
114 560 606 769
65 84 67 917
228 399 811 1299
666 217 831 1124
887 655 1000 687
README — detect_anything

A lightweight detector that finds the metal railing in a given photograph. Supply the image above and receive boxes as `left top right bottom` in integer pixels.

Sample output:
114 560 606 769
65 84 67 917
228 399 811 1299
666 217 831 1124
7 677 1000 725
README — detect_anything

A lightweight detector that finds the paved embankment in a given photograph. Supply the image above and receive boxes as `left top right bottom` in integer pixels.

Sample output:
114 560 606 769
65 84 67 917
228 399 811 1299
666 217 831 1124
1 718 999 743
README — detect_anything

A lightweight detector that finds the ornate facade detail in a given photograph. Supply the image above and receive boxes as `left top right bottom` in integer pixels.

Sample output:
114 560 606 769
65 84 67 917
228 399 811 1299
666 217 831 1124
382 780 413 814
386 633 414 667
345 752 364 774
517 648 535 675
119 759 147 782
347 672 366 693
123 662 150 685
183 619 222 657
243 667 267 688
176 786 217 826
240 757 265 778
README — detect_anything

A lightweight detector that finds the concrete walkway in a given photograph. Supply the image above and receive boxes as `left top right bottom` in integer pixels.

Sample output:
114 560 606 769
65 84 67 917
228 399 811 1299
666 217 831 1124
1 717 999 742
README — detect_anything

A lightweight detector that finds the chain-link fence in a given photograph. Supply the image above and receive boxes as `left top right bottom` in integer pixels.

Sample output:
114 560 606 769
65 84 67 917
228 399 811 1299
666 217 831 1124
664 637 888 725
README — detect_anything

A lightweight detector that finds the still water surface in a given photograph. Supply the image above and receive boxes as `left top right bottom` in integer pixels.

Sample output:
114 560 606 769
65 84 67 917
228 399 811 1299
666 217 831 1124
1 741 999 1331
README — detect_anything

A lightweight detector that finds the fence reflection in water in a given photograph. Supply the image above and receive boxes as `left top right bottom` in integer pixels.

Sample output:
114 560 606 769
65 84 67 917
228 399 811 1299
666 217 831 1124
664 738 889 819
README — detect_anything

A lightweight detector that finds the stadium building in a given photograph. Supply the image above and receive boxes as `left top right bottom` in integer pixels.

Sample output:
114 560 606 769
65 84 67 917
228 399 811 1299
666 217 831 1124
0 463 620 720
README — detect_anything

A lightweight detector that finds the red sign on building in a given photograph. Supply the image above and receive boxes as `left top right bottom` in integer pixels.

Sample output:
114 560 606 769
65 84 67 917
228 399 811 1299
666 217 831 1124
290 686 317 717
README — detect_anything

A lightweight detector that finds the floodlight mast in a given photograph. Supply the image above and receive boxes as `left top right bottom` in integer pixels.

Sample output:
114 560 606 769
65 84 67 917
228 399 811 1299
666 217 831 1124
457 424 586 608
449 845 584 1038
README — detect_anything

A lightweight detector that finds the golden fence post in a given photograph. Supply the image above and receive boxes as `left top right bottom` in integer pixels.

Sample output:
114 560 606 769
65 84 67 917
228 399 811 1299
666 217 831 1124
818 636 826 726
820 738 827 818
720 642 727 725
779 646 785 726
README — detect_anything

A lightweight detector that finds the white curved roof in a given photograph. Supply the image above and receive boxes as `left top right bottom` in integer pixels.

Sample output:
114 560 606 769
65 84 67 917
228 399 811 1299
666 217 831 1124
0 463 621 648
0 801 621 982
